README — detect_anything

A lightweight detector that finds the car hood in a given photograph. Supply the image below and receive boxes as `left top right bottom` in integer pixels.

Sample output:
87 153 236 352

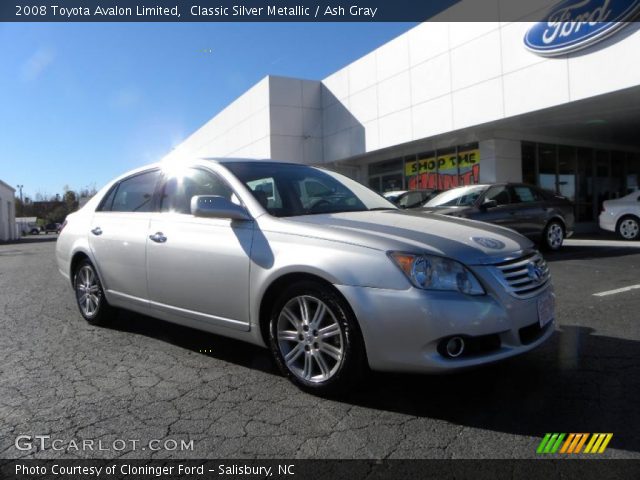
262 210 533 265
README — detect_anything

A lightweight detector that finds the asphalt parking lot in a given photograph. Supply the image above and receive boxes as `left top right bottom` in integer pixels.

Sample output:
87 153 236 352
0 236 638 459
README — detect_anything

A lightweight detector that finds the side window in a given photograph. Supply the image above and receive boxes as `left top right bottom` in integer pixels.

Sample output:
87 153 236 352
97 185 119 212
110 170 160 213
246 177 282 211
160 168 234 214
511 186 538 204
484 186 510 206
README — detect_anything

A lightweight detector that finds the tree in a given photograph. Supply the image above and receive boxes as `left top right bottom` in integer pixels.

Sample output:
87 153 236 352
47 205 68 224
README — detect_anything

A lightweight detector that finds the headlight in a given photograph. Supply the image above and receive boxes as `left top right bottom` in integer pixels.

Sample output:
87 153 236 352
389 252 485 295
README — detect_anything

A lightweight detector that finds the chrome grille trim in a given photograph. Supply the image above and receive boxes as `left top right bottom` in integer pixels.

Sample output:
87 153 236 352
487 251 551 299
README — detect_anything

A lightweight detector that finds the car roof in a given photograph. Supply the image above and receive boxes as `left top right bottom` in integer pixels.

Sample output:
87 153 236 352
204 157 307 167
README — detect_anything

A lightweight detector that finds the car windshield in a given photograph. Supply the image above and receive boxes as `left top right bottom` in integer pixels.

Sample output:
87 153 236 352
425 185 488 207
223 162 396 217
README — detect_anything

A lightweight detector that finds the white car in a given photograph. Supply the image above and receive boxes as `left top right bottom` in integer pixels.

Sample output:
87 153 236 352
599 191 640 240
382 190 407 203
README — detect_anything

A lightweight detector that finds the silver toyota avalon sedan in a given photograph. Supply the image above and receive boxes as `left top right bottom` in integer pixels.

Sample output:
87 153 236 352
56 159 555 394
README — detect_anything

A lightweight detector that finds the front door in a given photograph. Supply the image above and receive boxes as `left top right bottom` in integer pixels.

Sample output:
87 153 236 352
146 167 253 331
471 185 520 231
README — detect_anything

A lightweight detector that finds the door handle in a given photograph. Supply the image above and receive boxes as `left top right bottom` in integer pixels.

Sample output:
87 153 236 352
91 227 102 236
149 232 167 243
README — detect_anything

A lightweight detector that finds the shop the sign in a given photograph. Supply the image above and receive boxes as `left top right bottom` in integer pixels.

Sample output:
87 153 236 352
406 149 480 190
524 0 640 56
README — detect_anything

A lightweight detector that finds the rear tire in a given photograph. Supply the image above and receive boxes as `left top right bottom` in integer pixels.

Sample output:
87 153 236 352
268 281 366 395
541 220 564 251
617 215 640 240
73 260 114 326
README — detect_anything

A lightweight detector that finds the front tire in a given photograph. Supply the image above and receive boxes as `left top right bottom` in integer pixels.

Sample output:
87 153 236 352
268 281 365 395
73 260 114 326
542 220 564 251
617 216 640 241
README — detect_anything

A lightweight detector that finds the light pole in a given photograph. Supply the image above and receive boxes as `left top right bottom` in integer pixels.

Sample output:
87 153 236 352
16 185 24 217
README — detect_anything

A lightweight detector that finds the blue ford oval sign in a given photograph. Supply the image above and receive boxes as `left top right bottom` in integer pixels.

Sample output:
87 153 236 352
525 0 640 56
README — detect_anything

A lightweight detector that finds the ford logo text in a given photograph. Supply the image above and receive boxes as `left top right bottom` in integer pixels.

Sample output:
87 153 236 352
524 0 640 56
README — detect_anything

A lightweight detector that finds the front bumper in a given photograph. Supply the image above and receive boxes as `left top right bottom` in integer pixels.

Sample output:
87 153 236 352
336 280 555 373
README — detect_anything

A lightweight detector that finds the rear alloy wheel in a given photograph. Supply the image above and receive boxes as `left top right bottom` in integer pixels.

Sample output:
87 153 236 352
269 281 365 395
617 216 640 240
542 220 564 251
74 260 114 326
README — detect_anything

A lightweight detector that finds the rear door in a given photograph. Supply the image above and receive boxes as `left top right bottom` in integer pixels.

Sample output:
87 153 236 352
510 185 546 237
89 169 161 307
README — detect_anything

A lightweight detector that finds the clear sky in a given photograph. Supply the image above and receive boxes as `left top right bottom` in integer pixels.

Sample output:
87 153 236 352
0 22 420 200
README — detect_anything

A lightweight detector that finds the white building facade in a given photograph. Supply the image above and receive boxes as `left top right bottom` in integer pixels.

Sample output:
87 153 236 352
172 8 640 230
0 180 17 242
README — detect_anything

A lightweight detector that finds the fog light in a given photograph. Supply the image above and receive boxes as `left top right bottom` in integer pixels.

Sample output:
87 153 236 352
444 336 465 358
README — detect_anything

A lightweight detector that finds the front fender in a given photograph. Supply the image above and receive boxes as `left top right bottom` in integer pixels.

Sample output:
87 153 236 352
247 229 411 339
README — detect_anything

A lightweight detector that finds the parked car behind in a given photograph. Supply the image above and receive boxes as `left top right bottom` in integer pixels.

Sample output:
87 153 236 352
391 189 441 209
382 190 407 203
44 223 61 234
56 159 555 394
420 183 574 251
599 191 640 240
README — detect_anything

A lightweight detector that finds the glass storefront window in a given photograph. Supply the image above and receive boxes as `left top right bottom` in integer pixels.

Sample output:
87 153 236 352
538 144 557 193
369 158 403 176
457 143 480 186
521 142 640 223
558 146 576 201
522 142 536 185
369 158 404 193
611 152 625 199
627 153 640 193
577 148 594 222
595 150 611 213
403 143 480 191
406 151 435 190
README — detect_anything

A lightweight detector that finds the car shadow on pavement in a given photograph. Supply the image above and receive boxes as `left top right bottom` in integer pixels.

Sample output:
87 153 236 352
109 309 278 376
102 311 639 454
341 325 640 455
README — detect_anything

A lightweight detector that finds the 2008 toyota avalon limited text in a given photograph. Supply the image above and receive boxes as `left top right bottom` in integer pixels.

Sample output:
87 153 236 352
56 159 555 394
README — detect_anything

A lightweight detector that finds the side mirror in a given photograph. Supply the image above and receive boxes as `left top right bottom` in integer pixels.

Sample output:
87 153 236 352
481 199 498 210
191 195 252 221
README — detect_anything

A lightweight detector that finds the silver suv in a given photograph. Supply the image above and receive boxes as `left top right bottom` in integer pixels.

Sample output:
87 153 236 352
56 159 555 394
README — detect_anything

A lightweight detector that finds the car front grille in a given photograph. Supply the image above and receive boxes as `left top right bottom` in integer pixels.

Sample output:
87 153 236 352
489 251 551 299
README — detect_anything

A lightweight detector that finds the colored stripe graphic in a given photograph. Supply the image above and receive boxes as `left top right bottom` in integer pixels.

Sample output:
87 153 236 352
559 434 575 454
573 433 589 453
585 433 614 454
537 433 552 454
598 434 614 453
584 433 599 453
538 433 613 454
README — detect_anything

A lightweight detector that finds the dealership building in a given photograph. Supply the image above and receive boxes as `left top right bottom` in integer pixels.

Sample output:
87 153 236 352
0 179 17 242
171 7 640 231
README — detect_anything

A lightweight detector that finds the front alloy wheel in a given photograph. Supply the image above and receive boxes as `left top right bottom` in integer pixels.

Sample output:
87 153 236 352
269 281 365 394
74 260 113 325
617 216 640 240
543 221 564 251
